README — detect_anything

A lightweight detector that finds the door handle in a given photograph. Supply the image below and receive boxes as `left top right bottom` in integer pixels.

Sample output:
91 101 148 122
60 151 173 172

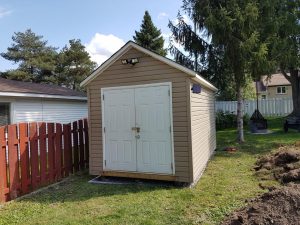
131 127 140 133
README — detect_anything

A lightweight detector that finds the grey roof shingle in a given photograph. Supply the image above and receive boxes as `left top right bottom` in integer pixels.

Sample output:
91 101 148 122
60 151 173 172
0 78 86 97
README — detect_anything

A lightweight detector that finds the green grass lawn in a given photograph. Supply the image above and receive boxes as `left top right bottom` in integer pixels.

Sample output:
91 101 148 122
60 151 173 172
0 117 299 225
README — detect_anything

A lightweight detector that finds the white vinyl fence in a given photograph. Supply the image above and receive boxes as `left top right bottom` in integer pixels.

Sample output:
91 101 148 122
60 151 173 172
216 97 293 116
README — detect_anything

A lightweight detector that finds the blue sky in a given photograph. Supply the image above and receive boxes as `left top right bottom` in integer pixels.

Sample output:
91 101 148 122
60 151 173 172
0 0 186 71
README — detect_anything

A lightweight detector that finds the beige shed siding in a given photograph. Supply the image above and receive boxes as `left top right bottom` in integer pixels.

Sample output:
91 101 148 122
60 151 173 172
87 47 191 182
190 81 216 182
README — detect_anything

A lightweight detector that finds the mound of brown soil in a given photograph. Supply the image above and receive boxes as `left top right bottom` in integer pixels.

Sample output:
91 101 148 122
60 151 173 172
255 146 300 184
222 184 300 225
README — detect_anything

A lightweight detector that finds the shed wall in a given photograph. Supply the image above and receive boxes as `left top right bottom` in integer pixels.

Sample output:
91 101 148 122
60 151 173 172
87 48 191 182
189 81 216 182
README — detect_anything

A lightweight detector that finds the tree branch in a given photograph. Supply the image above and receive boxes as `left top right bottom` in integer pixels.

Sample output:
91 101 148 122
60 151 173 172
280 65 291 82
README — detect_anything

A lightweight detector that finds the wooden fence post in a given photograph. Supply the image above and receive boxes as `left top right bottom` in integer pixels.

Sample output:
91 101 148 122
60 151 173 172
19 123 30 194
47 123 55 182
55 123 62 180
78 120 84 170
29 123 39 190
39 122 47 186
84 119 89 168
7 124 20 200
0 126 8 202
63 123 72 176
72 121 79 172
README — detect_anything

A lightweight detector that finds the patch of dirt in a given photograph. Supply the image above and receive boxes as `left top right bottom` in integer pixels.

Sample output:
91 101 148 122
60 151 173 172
254 145 300 184
223 146 238 152
222 184 300 225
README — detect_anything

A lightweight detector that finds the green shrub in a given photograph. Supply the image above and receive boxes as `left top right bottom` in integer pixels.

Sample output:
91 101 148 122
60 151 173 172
216 111 249 130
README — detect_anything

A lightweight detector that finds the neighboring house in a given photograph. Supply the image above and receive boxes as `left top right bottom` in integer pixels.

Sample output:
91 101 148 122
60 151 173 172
81 41 217 184
256 73 292 99
0 78 88 126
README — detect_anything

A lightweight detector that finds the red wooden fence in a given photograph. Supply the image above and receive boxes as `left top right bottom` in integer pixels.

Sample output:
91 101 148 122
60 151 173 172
0 118 89 203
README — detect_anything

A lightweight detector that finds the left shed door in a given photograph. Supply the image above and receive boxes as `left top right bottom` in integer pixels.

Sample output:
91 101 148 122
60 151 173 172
103 89 137 171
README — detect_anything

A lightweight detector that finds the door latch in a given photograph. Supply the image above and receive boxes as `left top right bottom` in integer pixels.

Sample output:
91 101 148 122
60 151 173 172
131 127 140 133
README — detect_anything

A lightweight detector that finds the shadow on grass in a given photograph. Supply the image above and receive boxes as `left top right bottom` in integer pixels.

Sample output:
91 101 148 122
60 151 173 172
17 172 183 204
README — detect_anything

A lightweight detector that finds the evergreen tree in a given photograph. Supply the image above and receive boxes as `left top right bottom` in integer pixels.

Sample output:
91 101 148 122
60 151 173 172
168 14 255 101
170 0 272 142
168 12 207 73
56 39 96 90
133 11 167 56
1 29 57 83
266 0 300 117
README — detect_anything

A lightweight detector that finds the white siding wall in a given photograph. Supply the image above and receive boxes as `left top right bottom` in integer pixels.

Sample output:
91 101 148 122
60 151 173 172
12 98 87 124
216 97 293 117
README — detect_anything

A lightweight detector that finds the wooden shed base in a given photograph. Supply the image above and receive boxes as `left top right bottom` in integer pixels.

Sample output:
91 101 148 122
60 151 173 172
101 171 176 182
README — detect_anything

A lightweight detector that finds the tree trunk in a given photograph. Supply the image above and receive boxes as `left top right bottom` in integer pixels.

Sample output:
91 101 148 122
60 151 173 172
289 70 300 117
237 84 244 143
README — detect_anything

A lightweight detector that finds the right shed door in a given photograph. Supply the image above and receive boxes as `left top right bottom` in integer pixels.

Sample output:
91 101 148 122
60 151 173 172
135 85 173 174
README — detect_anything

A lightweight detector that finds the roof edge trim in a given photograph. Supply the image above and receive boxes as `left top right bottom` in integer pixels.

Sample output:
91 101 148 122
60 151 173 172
0 92 87 101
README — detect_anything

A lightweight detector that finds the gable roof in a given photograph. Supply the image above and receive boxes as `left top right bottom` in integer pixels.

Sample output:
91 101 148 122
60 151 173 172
80 41 217 92
261 73 291 87
0 78 87 100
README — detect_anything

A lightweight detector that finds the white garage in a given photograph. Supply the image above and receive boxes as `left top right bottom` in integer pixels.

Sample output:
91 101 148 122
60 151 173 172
0 78 87 126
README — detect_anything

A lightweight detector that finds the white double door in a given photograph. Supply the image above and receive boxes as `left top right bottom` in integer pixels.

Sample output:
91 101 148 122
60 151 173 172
103 84 173 174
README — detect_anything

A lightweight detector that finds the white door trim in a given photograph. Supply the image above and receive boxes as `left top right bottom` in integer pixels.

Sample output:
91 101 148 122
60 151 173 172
101 82 175 175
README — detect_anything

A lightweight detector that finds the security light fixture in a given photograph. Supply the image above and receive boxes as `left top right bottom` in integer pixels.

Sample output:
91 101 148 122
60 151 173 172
121 59 128 65
121 58 139 65
130 58 139 65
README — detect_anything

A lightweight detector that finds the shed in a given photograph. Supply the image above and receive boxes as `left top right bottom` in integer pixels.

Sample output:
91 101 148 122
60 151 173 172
81 41 217 184
0 78 88 126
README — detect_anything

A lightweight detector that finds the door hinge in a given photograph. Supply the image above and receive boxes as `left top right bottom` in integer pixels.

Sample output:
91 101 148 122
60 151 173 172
104 160 106 166
102 94 104 100
171 163 173 170
103 127 106 133
168 89 170 96
169 126 172 133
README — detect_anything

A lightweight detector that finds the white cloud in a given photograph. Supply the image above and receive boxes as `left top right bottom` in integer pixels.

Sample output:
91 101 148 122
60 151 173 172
158 12 168 20
85 33 125 66
0 7 12 18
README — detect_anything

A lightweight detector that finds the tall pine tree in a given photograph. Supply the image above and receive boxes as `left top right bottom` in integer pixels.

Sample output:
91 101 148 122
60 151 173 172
55 39 96 90
133 11 167 56
1 29 57 83
267 0 300 117
170 0 272 142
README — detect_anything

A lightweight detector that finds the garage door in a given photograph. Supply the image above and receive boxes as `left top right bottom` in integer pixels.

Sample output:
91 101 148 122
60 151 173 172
102 83 173 174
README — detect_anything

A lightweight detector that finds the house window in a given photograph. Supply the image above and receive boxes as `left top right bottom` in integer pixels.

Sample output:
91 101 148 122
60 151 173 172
0 103 10 127
261 95 266 100
277 86 286 94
